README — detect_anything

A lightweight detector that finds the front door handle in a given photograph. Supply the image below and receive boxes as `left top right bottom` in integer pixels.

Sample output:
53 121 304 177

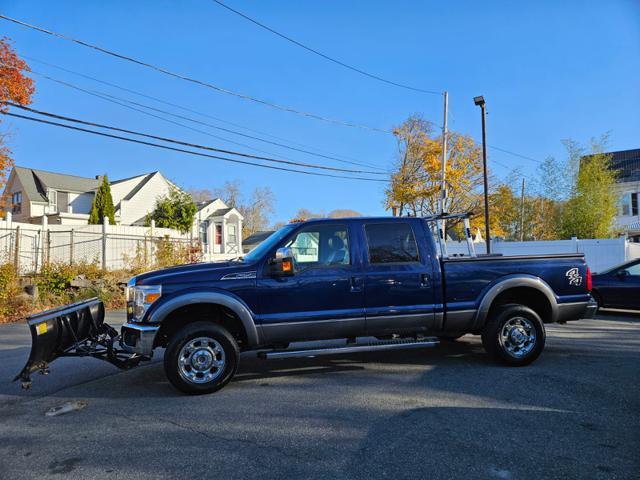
350 276 362 292
420 273 431 288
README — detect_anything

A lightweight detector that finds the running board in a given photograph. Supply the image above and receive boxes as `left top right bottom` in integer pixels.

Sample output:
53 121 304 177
258 338 439 360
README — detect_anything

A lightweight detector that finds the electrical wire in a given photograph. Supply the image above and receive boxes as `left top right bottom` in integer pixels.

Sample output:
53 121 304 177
0 14 391 133
25 65 388 172
24 55 377 166
5 102 386 175
211 0 442 95
1 110 387 182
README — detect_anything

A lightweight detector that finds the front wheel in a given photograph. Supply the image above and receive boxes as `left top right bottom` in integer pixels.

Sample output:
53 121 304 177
164 322 239 395
481 304 545 366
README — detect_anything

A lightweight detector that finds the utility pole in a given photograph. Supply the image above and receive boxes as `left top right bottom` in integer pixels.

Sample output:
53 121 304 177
520 177 526 242
474 96 491 254
439 91 449 216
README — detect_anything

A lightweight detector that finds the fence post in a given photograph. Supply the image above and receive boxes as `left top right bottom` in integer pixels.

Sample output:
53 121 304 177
571 236 578 253
13 225 20 270
34 230 40 273
45 229 51 265
102 217 108 270
69 228 74 265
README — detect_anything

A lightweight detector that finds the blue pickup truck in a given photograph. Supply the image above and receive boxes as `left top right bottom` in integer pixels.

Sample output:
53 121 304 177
17 214 597 394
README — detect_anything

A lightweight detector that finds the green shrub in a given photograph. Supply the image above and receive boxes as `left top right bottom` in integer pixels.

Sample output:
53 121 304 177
36 262 76 296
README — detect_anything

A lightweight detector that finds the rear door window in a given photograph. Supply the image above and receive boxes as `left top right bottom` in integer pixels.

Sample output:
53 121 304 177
364 223 419 264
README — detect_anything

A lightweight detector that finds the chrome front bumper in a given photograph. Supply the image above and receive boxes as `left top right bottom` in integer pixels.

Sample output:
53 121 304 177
120 323 159 356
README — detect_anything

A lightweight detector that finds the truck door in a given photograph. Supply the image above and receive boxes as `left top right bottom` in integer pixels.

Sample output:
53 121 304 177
256 222 365 343
361 220 437 336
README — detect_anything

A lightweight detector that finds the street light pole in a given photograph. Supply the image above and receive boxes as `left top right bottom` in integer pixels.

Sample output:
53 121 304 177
474 96 491 254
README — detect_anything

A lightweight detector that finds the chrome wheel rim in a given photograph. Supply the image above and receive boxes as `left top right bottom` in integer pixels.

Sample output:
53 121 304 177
499 317 536 358
178 337 226 384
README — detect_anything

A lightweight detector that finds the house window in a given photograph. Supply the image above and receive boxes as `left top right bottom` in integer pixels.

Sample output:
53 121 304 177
620 192 639 217
48 189 58 212
228 224 237 244
215 225 222 245
11 191 22 214
199 221 208 244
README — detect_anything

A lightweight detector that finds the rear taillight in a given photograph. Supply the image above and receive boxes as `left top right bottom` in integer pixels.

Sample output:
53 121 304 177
586 267 592 292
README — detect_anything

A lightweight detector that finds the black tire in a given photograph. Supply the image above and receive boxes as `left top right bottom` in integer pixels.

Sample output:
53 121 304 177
481 304 545 366
164 322 239 395
591 290 603 310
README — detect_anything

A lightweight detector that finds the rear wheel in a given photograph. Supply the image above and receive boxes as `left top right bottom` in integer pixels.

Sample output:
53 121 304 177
164 322 239 395
482 304 545 366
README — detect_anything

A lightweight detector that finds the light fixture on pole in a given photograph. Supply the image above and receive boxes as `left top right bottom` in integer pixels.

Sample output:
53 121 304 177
473 95 491 254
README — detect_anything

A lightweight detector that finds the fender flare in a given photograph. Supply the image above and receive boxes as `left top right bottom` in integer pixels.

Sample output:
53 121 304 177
148 291 260 346
473 274 559 329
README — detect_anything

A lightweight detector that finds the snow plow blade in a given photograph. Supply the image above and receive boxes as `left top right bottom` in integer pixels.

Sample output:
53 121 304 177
14 298 141 389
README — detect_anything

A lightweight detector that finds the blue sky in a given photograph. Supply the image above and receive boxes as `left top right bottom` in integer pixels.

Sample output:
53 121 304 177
1 0 638 223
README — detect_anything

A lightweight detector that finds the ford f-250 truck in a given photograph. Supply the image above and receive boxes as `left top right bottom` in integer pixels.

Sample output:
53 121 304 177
16 214 597 394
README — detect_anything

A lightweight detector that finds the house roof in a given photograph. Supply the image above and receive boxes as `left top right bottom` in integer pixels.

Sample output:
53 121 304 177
583 149 640 183
243 230 274 246
121 172 157 202
208 207 234 217
13 166 100 202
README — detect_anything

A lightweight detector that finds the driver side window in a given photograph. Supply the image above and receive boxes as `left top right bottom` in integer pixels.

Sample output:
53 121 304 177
284 224 350 270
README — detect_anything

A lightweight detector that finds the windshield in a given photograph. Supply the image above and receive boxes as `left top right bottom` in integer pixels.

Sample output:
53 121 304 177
242 224 297 263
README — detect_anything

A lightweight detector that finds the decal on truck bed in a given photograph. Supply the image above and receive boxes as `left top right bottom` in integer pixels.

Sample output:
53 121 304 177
566 268 583 286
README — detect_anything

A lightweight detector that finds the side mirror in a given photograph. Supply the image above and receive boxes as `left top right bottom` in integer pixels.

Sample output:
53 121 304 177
270 247 295 277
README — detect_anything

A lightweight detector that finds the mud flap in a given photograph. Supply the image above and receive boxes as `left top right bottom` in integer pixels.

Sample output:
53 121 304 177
14 297 142 389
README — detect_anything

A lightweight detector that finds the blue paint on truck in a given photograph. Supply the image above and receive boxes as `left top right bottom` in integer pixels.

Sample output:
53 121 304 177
16 215 598 394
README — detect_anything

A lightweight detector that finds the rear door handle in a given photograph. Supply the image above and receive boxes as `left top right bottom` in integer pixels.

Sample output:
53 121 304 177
420 273 431 288
350 276 362 292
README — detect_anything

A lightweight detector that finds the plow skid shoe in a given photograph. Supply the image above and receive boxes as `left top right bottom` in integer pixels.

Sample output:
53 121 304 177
14 297 117 388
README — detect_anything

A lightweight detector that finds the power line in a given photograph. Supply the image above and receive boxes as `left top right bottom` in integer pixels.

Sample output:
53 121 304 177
211 0 442 96
0 14 391 133
26 65 388 172
5 102 386 176
1 110 387 182
24 55 385 168
488 145 542 164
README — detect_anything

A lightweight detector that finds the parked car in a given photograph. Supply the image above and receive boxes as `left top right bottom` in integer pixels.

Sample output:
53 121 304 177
591 259 640 310
16 214 597 395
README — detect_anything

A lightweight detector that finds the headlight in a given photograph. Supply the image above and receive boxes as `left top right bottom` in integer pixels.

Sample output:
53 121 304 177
130 285 162 321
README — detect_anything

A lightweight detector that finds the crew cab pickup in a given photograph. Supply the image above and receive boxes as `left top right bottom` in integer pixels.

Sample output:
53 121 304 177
16 214 597 394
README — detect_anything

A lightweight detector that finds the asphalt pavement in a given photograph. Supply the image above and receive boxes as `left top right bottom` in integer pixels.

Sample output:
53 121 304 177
0 311 638 479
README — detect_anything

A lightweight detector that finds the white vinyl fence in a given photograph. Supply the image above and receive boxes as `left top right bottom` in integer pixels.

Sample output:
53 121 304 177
0 219 200 273
446 236 638 273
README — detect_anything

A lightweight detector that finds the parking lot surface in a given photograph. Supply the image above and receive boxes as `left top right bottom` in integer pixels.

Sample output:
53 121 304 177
0 311 638 479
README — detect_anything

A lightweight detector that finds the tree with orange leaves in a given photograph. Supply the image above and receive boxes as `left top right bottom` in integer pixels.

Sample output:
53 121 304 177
0 37 35 215
385 116 484 232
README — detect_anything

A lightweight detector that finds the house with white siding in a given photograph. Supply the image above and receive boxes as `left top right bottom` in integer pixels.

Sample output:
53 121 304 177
590 149 640 241
2 166 244 255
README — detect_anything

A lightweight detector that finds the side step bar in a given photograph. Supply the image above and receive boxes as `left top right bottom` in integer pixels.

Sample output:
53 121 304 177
258 338 439 360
